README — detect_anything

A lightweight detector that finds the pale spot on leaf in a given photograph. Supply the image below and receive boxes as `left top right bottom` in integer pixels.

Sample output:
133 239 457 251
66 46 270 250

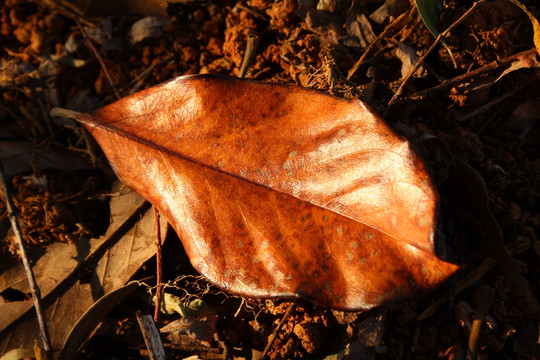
283 160 293 170
364 232 375 240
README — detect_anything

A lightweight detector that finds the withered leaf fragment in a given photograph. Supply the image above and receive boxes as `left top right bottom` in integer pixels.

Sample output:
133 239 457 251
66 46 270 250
74 75 459 310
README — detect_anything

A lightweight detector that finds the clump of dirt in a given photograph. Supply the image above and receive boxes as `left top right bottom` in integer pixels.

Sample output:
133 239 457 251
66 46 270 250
267 0 299 35
263 304 334 360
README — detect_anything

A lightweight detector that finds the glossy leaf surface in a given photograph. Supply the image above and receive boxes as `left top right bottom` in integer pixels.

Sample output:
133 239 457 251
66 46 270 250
74 75 459 310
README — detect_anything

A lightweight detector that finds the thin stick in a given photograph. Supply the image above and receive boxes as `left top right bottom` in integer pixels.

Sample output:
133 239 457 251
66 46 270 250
259 301 298 360
418 238 531 321
236 4 269 21
0 162 53 358
75 17 121 100
409 48 537 100
238 34 260 79
388 0 487 107
125 53 175 95
153 207 163 322
458 73 540 122
347 10 411 80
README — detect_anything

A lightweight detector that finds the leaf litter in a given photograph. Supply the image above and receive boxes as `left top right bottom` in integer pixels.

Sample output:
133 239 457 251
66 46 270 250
0 183 165 351
0 0 539 359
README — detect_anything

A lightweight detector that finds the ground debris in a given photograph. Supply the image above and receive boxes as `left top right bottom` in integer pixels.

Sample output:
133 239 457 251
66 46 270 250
1 0 539 359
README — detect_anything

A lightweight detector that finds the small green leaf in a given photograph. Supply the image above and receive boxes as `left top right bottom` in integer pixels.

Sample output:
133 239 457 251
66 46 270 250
156 293 215 318
415 0 457 68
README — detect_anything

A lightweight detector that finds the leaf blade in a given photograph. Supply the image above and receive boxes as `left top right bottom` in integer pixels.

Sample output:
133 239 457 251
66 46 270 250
75 75 459 310
82 75 437 252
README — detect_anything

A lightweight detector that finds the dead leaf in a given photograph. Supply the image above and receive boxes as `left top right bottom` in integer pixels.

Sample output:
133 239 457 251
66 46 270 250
129 17 171 44
304 9 345 44
0 348 35 360
346 12 376 48
91 182 167 296
495 50 540 83
508 0 540 56
395 42 426 79
0 185 163 351
73 74 459 311
58 281 141 360
370 0 408 25
316 0 346 13
0 279 95 357
0 141 91 176
163 333 222 356
160 316 219 347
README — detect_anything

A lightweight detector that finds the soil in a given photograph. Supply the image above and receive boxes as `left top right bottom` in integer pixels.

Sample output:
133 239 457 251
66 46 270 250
1 0 539 359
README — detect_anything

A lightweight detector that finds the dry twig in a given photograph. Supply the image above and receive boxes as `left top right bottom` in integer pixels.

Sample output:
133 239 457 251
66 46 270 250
388 0 488 107
153 207 163 323
418 239 532 321
459 73 540 122
0 162 53 358
347 10 412 80
239 34 260 79
409 48 538 100
75 17 121 100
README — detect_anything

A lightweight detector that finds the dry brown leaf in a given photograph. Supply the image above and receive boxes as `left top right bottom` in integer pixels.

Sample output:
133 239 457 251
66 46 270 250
0 186 163 350
0 140 91 176
58 281 141 360
73 74 459 310
91 182 167 296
